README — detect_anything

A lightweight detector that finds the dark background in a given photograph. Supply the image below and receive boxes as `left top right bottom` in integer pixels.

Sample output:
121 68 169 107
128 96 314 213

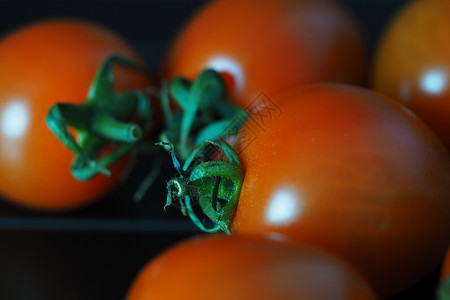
0 0 441 299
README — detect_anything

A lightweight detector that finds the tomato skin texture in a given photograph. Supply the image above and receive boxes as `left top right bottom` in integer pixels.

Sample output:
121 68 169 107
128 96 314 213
371 0 450 149
126 234 377 300
232 84 450 299
163 0 367 107
0 19 150 211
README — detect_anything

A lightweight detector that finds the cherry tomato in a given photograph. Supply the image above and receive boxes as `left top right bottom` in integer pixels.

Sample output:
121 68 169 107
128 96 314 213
371 0 450 149
0 19 151 211
126 234 377 300
231 83 450 299
163 0 367 107
439 246 450 300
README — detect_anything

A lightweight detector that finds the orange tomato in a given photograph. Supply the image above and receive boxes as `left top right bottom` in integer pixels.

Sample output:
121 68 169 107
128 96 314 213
0 19 151 211
232 83 450 298
371 0 450 149
163 0 367 107
126 234 377 300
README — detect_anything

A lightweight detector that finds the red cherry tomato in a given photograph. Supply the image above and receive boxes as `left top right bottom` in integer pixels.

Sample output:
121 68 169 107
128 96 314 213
231 84 450 298
371 0 450 149
0 19 151 211
126 234 377 300
163 0 367 107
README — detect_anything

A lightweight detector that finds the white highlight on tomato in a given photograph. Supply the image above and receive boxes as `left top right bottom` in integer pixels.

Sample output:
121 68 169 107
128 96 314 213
266 188 302 226
1 101 30 139
420 68 447 95
205 55 245 97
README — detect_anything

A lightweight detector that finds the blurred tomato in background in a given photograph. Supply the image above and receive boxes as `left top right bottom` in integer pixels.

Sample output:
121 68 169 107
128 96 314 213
163 0 368 107
372 0 450 150
126 234 378 300
0 19 151 211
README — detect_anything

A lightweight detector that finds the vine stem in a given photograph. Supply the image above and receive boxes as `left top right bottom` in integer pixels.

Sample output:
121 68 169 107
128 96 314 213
159 69 247 164
161 140 244 234
46 55 155 181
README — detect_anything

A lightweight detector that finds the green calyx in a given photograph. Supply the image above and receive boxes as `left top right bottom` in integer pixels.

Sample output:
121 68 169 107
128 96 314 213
156 69 248 233
46 55 154 181
159 140 244 234
159 69 248 163
438 276 450 300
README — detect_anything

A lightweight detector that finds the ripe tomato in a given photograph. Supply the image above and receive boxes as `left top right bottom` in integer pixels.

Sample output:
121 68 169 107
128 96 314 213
439 246 450 300
371 0 450 149
231 84 450 299
163 0 367 107
126 234 377 300
0 19 151 211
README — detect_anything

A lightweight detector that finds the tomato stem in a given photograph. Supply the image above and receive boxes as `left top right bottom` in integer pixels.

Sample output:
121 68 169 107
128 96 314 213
159 69 247 163
91 112 142 142
159 140 244 234
133 150 164 202
46 55 154 181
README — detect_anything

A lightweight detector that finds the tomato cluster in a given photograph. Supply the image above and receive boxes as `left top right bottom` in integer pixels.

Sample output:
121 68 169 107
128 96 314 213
0 0 449 300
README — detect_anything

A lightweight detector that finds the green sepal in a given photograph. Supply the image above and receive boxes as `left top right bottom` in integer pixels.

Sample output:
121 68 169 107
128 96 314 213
162 140 244 234
46 55 154 181
159 69 246 164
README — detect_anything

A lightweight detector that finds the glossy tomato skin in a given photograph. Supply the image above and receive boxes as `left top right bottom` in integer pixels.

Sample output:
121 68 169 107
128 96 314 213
371 0 450 149
0 19 151 211
163 0 367 107
232 84 450 299
126 234 377 300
